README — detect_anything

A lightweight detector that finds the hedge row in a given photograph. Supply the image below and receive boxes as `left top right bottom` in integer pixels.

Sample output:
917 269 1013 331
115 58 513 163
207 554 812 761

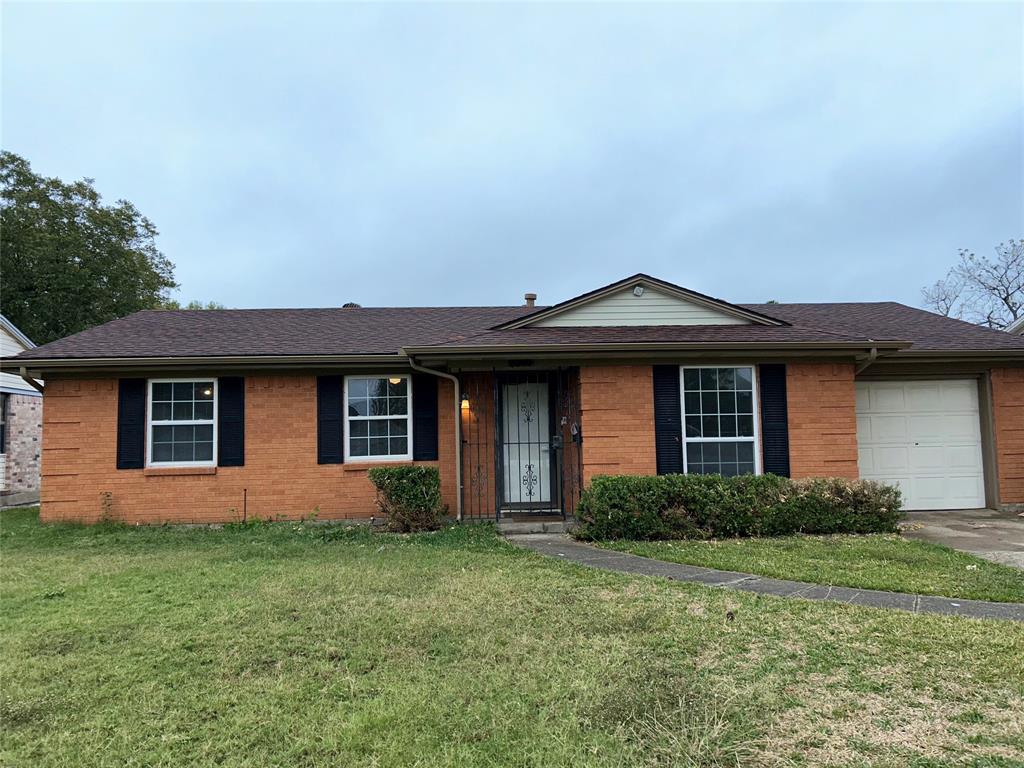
574 473 902 541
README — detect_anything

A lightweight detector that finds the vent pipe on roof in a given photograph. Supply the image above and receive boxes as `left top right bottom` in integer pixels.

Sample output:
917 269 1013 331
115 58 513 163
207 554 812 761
524 293 537 308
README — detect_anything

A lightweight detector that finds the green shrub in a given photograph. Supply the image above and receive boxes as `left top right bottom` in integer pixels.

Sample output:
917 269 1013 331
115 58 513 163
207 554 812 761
367 466 445 532
575 473 902 541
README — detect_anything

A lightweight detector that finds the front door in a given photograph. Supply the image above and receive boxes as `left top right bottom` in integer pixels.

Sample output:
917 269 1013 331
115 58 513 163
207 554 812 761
501 380 553 509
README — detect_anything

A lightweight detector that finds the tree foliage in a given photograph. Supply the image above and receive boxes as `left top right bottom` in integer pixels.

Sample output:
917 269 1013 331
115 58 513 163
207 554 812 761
922 240 1023 329
0 152 178 344
160 299 227 310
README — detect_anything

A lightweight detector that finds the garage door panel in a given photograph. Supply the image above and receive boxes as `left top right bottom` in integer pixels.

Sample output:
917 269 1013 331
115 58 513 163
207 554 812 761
948 445 983 469
908 445 944 471
875 446 909 472
871 386 906 411
857 448 874 473
905 383 942 410
872 415 909 441
908 413 977 441
941 380 979 408
855 387 870 411
912 476 985 509
856 380 984 510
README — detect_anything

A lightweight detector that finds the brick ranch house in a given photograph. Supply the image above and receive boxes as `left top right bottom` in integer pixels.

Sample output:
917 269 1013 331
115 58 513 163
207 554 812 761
4 274 1024 524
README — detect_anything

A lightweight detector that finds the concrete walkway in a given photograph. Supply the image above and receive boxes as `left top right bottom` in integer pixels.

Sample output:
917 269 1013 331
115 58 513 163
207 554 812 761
506 534 1024 623
901 509 1024 569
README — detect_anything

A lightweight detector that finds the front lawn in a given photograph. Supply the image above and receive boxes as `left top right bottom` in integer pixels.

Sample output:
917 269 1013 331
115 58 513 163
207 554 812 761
600 534 1024 603
2 507 1023 767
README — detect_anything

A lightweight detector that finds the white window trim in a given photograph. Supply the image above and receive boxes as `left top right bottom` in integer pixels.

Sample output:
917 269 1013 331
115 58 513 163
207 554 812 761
146 378 218 468
343 374 413 463
679 365 761 476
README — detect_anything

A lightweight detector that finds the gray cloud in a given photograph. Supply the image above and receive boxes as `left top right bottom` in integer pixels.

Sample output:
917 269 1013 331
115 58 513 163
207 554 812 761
3 2 1021 310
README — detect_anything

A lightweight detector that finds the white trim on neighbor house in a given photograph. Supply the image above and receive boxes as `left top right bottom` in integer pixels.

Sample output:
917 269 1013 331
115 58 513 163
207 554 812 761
145 378 218 468
0 315 35 350
1007 316 1024 335
0 384 42 398
0 315 41 396
343 374 413 463
679 364 762 477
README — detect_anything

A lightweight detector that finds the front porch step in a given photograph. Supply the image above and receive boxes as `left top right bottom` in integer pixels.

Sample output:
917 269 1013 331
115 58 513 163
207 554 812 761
497 518 576 535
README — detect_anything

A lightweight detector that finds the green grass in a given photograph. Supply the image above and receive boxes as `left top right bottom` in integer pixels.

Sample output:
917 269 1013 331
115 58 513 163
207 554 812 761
599 534 1024 604
2 507 1023 767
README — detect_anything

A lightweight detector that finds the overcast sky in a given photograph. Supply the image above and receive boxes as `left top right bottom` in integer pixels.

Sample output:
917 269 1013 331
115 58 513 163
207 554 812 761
3 2 1022 310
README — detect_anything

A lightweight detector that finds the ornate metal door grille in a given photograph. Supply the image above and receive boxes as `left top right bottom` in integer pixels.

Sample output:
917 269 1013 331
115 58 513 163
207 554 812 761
459 369 582 520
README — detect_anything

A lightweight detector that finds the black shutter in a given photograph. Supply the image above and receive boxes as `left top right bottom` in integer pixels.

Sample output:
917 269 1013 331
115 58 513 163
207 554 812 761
652 365 684 475
412 373 439 461
116 378 146 469
218 377 245 467
759 364 790 477
317 375 344 464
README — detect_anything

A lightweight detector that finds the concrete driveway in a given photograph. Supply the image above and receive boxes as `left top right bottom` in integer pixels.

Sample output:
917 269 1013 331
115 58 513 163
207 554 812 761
901 509 1024 568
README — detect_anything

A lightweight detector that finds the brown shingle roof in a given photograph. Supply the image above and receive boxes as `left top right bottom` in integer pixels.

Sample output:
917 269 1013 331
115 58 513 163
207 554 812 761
10 306 537 360
7 300 1024 364
410 323 873 350
741 302 1024 353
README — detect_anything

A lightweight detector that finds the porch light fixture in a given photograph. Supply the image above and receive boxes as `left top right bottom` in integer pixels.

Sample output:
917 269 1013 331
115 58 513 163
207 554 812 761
460 392 470 410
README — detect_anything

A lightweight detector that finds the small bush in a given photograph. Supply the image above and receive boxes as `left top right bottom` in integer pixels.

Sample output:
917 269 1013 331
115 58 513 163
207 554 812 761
575 473 901 541
367 466 445 532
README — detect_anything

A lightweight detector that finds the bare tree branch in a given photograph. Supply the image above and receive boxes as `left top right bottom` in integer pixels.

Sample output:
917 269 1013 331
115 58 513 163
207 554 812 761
922 239 1024 329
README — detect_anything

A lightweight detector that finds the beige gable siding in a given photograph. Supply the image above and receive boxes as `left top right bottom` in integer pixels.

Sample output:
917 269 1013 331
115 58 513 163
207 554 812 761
0 325 31 392
535 286 751 327
1 325 28 391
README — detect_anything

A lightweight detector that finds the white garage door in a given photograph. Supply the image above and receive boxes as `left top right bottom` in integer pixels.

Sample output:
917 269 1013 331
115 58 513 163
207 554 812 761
855 380 985 511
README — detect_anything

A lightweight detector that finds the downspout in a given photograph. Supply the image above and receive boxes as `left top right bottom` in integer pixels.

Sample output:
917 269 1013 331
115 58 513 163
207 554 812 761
18 367 44 394
406 355 463 522
855 346 878 375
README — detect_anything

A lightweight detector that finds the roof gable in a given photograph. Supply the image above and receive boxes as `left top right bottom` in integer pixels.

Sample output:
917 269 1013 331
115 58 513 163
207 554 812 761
495 274 786 329
0 314 35 350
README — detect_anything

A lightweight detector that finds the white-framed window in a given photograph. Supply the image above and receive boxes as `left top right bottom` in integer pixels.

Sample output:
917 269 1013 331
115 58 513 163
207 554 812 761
147 379 217 467
344 375 412 462
680 366 760 476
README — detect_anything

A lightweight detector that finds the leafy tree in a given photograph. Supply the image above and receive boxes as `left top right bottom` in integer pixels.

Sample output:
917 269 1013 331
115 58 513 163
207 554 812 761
922 240 1023 329
160 299 227 310
0 152 178 344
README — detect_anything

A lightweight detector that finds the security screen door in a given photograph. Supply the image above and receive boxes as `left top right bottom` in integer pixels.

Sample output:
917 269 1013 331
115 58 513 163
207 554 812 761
501 381 553 507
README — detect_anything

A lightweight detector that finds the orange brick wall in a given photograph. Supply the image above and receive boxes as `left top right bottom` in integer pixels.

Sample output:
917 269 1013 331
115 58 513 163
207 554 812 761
460 372 497 518
786 362 859 479
579 365 657 482
40 375 457 524
991 367 1024 505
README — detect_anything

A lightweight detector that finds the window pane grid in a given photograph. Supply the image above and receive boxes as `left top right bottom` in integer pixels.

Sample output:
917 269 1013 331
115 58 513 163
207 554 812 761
346 376 411 460
681 367 757 477
149 380 216 465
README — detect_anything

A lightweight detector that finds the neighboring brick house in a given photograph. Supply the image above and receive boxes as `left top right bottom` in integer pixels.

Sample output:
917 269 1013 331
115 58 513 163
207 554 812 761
0 314 43 501
4 274 1024 524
